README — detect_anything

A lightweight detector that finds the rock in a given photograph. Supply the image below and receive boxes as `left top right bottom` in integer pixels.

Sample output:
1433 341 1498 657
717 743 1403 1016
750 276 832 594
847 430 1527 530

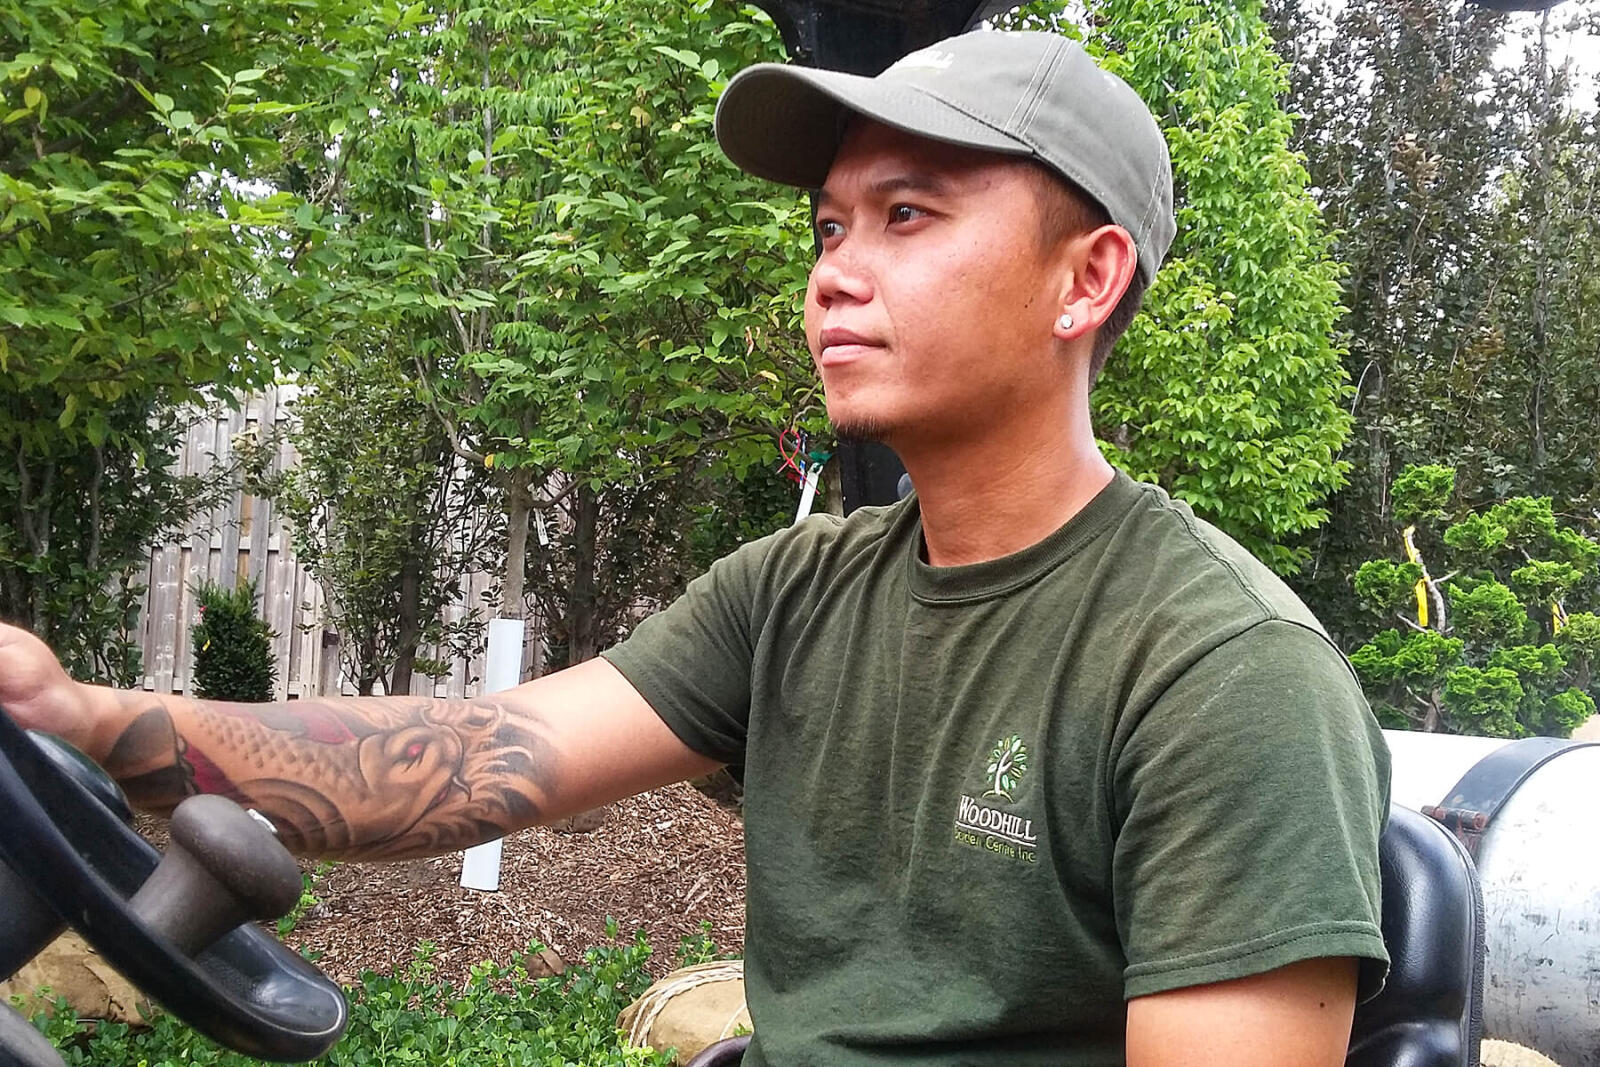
618 960 749 1066
1482 1039 1563 1067
0 933 151 1026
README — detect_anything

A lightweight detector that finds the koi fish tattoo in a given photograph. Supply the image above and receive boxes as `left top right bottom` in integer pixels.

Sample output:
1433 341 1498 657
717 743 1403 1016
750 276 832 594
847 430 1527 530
99 695 557 861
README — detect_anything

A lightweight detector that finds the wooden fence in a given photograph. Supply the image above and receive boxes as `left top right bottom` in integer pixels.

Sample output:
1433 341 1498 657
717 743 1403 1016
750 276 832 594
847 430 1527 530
134 387 529 702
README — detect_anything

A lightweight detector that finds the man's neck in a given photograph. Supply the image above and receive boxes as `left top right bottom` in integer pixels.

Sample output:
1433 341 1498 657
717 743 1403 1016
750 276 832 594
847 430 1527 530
897 415 1114 568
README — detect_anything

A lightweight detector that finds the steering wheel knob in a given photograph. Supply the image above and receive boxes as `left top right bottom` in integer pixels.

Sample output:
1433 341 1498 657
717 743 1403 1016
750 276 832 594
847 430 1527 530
129 795 303 958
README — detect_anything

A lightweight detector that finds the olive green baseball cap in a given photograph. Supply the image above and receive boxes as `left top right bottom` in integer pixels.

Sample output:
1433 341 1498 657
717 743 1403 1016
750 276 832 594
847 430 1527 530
714 30 1175 286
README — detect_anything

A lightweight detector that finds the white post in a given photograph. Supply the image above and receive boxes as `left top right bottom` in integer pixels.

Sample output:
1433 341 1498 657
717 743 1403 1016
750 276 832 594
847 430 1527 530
793 465 821 524
459 617 525 892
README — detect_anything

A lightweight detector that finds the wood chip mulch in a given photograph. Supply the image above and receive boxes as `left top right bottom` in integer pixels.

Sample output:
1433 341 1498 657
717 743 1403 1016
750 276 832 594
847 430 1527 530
279 784 746 986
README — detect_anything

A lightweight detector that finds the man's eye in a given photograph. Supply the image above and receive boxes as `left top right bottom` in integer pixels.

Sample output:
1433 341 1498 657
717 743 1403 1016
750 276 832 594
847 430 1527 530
817 219 844 240
889 204 926 224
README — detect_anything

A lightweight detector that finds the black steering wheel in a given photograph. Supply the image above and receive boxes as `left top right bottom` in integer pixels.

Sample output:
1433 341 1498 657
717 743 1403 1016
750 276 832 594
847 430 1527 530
0 706 347 1063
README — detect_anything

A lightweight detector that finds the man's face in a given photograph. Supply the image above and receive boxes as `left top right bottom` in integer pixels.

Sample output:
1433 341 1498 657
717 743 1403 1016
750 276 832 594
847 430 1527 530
805 121 1072 447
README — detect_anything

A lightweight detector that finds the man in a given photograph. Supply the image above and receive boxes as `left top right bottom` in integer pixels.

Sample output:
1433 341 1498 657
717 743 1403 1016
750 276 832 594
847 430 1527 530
0 29 1388 1067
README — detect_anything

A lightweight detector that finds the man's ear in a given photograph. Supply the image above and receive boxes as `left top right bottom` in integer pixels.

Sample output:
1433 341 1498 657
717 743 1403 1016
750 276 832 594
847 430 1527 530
1050 224 1138 344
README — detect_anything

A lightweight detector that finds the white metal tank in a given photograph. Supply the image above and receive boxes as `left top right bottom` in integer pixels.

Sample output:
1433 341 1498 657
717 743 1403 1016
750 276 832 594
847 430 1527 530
1384 730 1600 1067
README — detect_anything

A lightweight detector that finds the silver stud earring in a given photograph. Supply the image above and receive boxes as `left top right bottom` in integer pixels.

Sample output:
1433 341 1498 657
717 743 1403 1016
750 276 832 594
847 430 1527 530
1057 313 1074 331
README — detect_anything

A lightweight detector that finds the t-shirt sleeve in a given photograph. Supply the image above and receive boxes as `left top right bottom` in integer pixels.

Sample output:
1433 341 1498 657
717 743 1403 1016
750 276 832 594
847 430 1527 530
1112 619 1391 1001
600 534 779 766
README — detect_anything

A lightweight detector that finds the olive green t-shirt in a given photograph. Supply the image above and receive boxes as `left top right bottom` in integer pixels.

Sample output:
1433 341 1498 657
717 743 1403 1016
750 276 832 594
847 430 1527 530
603 471 1389 1067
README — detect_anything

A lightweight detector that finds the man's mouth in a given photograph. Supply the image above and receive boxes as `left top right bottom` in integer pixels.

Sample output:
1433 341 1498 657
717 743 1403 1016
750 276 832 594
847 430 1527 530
817 327 882 367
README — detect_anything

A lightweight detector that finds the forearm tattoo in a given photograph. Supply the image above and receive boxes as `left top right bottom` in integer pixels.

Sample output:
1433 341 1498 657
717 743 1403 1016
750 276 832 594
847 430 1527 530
99 695 557 861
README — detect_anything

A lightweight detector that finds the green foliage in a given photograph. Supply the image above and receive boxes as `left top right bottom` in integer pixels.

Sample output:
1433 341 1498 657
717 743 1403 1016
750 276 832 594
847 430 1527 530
1348 629 1462 689
275 862 332 939
0 403 229 683
1549 527 1600 571
0 0 391 678
32 934 672 1065
1448 580 1529 649
1442 513 1510 560
486 3 815 484
1348 465 1600 737
1265 0 1600 635
1068 0 1354 573
0 0 383 410
1488 643 1566 687
675 921 732 968
190 579 276 702
1558 612 1600 660
1547 688 1596 737
1509 560 1583 606
326 0 813 653
1390 465 1455 524
1484 496 1559 548
1441 666 1523 738
1352 560 1424 618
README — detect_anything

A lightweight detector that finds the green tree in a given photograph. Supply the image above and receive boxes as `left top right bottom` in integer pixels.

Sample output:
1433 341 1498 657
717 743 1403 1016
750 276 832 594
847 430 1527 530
0 0 394 676
0 400 228 684
1002 0 1357 573
1349 464 1600 737
1473 8 1600 512
1263 0 1600 638
241 349 498 696
191 578 276 702
1262 0 1508 634
332 0 815 664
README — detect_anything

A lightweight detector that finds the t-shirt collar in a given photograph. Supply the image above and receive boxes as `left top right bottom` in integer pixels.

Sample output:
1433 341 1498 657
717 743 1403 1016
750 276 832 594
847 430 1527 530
906 469 1144 604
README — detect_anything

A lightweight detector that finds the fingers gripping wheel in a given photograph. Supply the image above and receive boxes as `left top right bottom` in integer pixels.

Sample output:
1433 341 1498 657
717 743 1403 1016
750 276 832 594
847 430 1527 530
0 707 347 1062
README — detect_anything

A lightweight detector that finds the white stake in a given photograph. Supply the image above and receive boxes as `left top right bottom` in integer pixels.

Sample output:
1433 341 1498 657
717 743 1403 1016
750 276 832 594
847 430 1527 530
793 465 821 524
460 617 524 892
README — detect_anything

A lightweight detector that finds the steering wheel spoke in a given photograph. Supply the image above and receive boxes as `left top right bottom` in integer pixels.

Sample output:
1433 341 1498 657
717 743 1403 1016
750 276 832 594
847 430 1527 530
0 707 347 1063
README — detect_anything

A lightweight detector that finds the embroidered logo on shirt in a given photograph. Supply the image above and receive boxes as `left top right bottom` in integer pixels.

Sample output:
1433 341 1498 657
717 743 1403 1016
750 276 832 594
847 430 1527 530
982 733 1028 801
953 734 1039 864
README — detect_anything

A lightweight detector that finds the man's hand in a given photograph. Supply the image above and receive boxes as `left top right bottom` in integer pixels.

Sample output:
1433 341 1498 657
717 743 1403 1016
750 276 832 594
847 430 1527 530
1126 957 1358 1067
0 621 102 751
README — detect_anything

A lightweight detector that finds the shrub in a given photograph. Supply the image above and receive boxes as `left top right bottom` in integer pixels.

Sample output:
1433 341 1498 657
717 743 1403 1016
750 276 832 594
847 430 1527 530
32 930 675 1066
1350 465 1600 737
191 578 276 702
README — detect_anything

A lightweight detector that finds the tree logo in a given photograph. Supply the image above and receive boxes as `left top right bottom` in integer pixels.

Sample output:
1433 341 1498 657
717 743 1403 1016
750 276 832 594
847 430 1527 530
982 734 1028 802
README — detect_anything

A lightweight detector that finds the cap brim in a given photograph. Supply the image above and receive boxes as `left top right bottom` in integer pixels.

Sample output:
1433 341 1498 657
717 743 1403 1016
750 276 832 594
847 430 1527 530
714 64 1033 189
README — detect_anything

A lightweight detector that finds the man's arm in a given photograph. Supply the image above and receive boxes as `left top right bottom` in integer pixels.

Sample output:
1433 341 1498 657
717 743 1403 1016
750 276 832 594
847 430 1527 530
1 624 719 861
1126 957 1358 1067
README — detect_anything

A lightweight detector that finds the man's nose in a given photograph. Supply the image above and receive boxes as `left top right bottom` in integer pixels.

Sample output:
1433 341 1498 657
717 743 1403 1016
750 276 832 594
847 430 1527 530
810 244 874 307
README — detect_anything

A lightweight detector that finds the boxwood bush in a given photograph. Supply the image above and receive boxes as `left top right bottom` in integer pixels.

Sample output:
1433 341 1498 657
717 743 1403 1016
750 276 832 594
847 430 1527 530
191 578 277 703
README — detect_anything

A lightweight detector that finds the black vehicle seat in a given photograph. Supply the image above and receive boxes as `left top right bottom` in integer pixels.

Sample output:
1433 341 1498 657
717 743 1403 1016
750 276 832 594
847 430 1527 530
1347 803 1485 1067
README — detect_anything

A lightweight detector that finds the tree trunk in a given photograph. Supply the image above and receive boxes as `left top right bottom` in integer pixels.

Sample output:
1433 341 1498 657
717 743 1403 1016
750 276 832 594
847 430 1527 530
1423 689 1444 733
547 483 610 835
502 476 532 620
356 630 379 696
1525 11 1553 487
389 550 422 697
